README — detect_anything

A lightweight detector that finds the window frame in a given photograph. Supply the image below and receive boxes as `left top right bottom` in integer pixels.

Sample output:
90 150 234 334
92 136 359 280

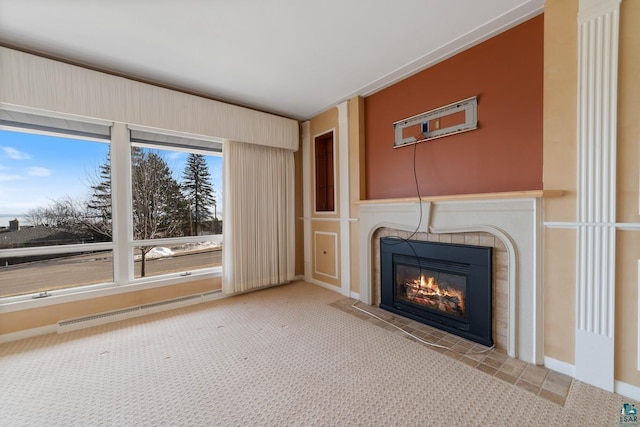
0 115 223 308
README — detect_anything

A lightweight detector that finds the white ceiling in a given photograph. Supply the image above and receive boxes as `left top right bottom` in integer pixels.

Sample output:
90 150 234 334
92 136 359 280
0 0 543 120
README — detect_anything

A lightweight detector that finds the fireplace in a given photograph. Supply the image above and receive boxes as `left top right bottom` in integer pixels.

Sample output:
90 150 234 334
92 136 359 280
380 237 493 347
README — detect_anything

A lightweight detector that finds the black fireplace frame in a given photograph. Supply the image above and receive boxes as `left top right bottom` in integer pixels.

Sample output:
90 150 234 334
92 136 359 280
380 237 493 347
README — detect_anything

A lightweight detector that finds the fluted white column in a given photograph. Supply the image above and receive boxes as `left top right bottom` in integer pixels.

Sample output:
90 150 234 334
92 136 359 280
575 0 620 392
301 121 312 283
337 101 351 297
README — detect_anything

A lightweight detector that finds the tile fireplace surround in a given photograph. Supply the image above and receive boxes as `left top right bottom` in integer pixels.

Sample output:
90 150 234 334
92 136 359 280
356 191 560 365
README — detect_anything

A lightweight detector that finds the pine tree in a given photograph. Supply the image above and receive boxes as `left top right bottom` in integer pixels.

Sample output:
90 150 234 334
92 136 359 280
181 153 216 235
86 152 112 240
131 149 189 276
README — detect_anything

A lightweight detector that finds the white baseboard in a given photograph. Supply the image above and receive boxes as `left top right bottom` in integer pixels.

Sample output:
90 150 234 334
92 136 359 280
616 381 640 402
350 291 360 300
308 278 344 294
544 356 576 377
543 357 640 402
0 324 57 344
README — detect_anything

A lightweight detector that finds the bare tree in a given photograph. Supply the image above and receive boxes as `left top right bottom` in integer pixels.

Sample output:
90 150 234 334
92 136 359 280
25 195 84 229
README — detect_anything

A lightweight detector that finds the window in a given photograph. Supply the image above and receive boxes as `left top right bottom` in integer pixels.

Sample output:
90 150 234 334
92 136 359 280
0 127 112 298
0 110 224 302
129 143 222 279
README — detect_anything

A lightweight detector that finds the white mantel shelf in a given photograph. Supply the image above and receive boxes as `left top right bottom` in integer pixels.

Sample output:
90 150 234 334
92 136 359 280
356 191 554 365
354 190 564 205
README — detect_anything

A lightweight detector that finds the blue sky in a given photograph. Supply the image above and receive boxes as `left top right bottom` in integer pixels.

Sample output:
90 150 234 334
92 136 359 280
0 129 223 222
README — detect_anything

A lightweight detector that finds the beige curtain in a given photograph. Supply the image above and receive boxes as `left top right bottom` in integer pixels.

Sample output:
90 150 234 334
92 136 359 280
222 140 295 294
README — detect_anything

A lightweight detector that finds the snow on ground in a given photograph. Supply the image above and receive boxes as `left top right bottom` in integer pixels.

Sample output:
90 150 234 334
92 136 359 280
134 241 221 260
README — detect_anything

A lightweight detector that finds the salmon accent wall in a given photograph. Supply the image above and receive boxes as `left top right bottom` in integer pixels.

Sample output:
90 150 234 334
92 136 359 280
364 15 543 200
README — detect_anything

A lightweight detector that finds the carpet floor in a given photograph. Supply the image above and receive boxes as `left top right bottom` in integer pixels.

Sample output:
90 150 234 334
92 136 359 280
0 281 636 426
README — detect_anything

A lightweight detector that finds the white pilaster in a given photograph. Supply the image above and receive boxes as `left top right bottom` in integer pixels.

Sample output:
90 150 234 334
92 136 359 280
575 0 620 392
337 102 351 296
301 121 312 283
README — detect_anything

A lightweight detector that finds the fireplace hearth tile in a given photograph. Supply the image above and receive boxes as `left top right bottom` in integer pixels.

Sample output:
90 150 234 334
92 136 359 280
541 373 572 402
452 341 474 353
482 356 506 370
516 379 541 395
330 297 572 406
495 370 518 385
539 389 567 406
520 365 548 387
465 351 488 363
477 363 498 376
459 356 480 368
500 362 527 378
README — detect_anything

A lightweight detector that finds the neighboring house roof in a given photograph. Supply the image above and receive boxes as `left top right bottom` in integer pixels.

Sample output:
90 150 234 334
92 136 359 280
0 226 94 248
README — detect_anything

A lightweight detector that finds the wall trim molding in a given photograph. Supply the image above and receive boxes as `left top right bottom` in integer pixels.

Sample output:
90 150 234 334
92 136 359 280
0 324 57 345
544 356 576 377
615 380 640 402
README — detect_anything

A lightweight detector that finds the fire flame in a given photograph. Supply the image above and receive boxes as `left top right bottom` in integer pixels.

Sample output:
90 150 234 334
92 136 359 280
406 274 465 314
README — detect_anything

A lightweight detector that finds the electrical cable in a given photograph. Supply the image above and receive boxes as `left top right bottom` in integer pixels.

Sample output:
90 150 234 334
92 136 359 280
379 140 425 277
351 299 495 355
380 139 423 247
376 140 494 354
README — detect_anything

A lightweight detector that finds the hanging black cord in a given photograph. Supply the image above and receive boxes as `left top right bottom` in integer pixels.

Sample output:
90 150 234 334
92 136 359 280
380 140 427 273
381 140 423 247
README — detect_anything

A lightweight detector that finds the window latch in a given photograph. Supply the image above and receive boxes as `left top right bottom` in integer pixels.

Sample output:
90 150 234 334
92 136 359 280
32 291 52 299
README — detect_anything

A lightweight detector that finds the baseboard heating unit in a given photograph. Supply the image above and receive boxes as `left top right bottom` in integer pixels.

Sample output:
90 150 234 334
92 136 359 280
57 290 222 333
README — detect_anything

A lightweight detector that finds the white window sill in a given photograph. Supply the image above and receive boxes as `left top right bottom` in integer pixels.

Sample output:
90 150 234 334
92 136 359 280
0 267 222 314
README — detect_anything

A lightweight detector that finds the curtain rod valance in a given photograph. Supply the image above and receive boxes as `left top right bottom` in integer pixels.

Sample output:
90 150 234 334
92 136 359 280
0 47 299 151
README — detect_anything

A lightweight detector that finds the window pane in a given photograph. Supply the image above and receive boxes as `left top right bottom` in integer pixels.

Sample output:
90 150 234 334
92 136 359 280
131 146 222 239
133 241 222 279
0 129 112 245
0 250 113 298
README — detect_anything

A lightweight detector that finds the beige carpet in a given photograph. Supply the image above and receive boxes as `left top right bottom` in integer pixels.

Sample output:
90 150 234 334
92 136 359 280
0 281 635 426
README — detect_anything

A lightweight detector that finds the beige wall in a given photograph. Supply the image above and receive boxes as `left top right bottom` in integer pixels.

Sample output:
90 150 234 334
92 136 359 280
0 277 221 335
544 0 640 387
305 98 366 294
308 107 341 289
542 0 578 364
615 0 640 387
543 228 576 363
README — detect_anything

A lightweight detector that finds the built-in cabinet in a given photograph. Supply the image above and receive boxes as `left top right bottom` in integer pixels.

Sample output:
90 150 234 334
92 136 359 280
302 98 364 297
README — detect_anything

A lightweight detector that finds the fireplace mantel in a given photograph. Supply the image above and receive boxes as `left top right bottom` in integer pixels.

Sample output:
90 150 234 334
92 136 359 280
354 190 564 205
356 191 559 365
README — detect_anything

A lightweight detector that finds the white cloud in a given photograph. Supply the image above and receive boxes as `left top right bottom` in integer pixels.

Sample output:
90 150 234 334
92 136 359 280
0 174 23 182
1 146 31 160
27 167 51 177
